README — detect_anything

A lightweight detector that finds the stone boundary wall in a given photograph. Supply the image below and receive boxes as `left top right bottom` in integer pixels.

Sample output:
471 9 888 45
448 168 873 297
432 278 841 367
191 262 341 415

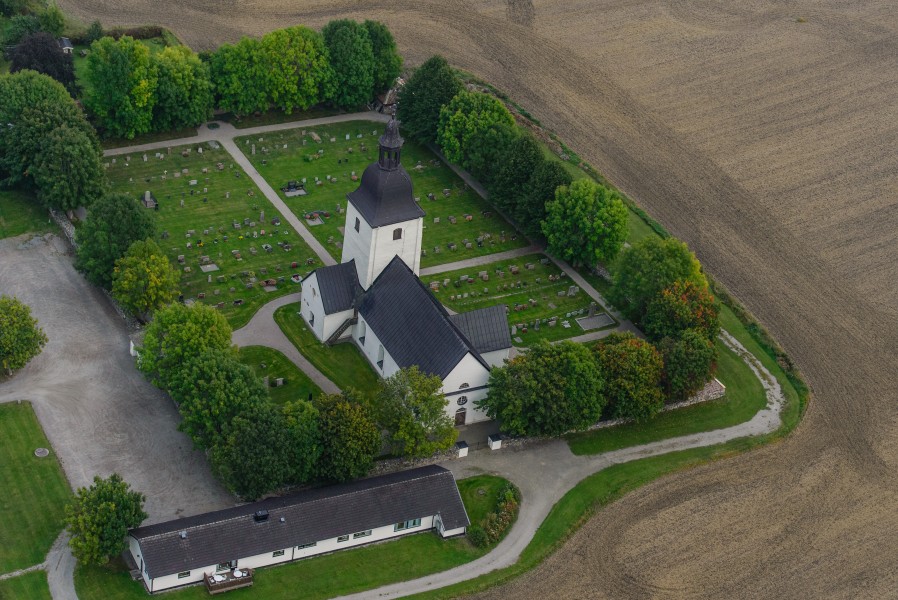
48 208 140 331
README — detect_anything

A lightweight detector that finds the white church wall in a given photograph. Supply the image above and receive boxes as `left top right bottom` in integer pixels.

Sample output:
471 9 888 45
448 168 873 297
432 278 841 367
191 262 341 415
352 316 400 378
300 272 326 341
441 354 492 425
480 348 511 368
367 216 423 283
340 202 375 288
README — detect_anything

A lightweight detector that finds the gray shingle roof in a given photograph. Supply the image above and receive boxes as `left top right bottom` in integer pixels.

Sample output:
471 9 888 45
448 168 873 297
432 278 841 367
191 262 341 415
449 306 512 354
311 260 360 315
358 257 490 378
130 465 469 579
347 163 424 227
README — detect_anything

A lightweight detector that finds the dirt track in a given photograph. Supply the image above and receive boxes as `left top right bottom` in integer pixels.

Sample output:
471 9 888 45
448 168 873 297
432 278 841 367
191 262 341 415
54 0 898 596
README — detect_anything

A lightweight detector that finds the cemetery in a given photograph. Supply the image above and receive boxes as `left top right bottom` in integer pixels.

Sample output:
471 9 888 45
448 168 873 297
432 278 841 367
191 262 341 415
237 346 322 405
432 254 616 344
104 143 319 327
234 121 529 268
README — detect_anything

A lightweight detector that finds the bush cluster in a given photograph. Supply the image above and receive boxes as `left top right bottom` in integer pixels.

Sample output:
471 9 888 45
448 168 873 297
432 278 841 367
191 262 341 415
470 483 521 548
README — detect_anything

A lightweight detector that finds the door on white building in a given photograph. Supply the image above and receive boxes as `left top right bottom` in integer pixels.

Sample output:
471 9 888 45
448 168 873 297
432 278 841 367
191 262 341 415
455 407 467 426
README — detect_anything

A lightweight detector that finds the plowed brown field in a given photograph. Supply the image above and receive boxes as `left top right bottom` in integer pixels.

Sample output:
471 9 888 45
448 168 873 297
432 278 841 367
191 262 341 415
56 0 898 596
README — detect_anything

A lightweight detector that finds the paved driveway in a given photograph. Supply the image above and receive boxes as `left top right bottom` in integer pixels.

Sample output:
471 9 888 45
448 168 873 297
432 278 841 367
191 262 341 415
0 234 233 524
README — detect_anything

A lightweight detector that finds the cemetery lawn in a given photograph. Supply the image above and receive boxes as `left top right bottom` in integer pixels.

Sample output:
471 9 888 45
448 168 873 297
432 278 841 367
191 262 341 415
0 190 56 240
103 142 319 329
430 253 615 346
0 402 71 573
73 476 498 600
234 121 528 268
273 303 380 397
566 337 765 455
0 571 52 600
238 346 322 404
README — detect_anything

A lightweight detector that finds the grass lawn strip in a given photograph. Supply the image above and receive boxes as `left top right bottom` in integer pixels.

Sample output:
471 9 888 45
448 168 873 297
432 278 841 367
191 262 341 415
0 191 57 240
429 252 614 345
0 570 52 600
273 302 380 397
0 403 71 573
234 121 528 268
237 345 322 404
73 476 510 600
103 142 320 329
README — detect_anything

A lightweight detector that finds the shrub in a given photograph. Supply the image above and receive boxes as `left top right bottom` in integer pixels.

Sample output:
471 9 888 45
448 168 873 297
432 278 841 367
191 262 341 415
467 525 488 548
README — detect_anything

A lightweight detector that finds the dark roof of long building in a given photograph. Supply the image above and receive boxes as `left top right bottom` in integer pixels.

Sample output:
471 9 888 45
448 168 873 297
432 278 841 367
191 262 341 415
358 257 491 378
449 306 512 354
311 260 360 315
347 162 424 228
131 465 469 579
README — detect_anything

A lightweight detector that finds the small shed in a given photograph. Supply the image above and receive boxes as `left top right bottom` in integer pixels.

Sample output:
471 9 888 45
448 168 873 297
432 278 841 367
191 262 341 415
58 38 74 54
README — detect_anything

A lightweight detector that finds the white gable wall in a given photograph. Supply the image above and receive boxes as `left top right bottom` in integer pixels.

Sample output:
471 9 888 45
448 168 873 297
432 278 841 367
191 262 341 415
480 348 511 368
441 353 492 425
340 203 375 288
352 315 400 378
300 273 354 342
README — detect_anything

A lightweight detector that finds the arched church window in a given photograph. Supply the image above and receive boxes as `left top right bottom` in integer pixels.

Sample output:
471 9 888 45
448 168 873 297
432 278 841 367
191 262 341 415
354 217 360 233
459 383 469 389
393 228 402 240
457 396 468 406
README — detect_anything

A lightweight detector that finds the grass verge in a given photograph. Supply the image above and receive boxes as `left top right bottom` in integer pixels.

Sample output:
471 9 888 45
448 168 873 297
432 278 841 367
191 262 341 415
0 190 56 240
0 402 72 573
273 302 380 396
237 345 322 404
0 570 52 600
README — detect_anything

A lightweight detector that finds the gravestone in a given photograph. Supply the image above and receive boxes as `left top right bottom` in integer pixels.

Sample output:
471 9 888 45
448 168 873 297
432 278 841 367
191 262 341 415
567 286 579 297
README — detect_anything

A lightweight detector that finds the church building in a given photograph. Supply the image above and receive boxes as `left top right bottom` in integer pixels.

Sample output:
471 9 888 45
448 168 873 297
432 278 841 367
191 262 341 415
301 116 511 425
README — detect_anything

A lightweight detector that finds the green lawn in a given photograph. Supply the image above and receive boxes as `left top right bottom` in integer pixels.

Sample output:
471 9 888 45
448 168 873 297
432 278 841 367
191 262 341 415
0 190 56 240
0 403 72 573
101 127 199 151
273 302 380 397
103 142 319 328
237 345 322 404
0 570 52 600
74 475 506 600
234 121 528 268
428 253 615 345
222 105 348 129
566 337 765 455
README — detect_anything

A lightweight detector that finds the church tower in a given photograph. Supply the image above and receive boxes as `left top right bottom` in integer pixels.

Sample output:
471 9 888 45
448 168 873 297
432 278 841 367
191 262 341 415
341 115 425 289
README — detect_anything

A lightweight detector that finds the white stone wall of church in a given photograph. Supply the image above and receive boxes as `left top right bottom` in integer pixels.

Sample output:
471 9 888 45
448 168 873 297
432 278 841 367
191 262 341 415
442 354 492 424
352 316 400 378
480 348 511 368
340 202 375 288
300 273 326 340
367 216 424 285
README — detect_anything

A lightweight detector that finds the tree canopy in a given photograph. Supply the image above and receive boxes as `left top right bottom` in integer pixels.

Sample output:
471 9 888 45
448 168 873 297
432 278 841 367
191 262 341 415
209 37 269 116
398 55 463 144
0 295 47 375
363 20 402 93
111 239 180 321
167 349 268 449
438 91 516 182
84 36 158 138
660 328 718 402
9 32 75 90
610 236 707 322
37 3 64 38
282 399 322 484
543 178 628 268
478 341 605 437
315 392 381 482
75 193 156 289
489 133 543 219
322 19 375 109
593 333 664 422
65 474 147 566
152 46 214 131
643 279 720 343
30 122 106 211
260 26 333 114
2 15 41 46
518 160 572 238
138 302 233 388
376 366 457 458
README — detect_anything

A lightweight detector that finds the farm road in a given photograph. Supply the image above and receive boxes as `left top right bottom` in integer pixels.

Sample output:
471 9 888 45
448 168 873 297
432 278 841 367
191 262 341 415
61 0 898 595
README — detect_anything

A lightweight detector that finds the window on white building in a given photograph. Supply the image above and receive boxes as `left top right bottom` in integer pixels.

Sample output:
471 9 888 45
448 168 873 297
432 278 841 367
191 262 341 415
178 571 191 579
353 530 372 539
216 563 231 572
393 228 402 240
377 344 385 369
309 312 315 327
355 217 360 232
337 535 350 543
459 383 469 389
358 321 366 345
394 518 422 532
272 550 285 557
298 542 317 550
457 396 468 406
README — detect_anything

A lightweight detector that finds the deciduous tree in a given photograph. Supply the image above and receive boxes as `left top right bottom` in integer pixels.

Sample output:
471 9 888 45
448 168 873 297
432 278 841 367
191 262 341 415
283 399 321 484
610 236 707 322
30 121 106 211
438 91 516 182
84 20 103 43
138 302 233 388
84 36 158 138
659 328 718 402
478 341 605 436
518 160 572 237
37 2 64 38
398 55 463 144
593 333 664 422
489 133 543 218
322 19 374 109
151 46 213 131
0 295 48 375
643 279 720 343
543 178 628 268
363 20 402 93
65 474 147 566
0 0 26 17
209 37 269 116
75 193 156 289
2 15 40 46
9 32 75 90
112 239 179 321
315 392 381 482
167 349 268 449
260 26 333 114
376 366 457 458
